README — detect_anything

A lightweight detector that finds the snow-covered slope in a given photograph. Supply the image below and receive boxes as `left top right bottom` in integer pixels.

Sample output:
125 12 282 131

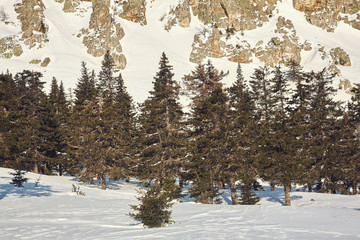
0 0 359 104
1 167 360 239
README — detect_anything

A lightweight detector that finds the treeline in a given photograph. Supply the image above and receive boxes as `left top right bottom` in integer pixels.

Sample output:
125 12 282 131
0 51 359 207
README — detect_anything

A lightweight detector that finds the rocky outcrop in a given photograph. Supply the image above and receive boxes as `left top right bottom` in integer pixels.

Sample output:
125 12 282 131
63 0 81 13
293 0 360 31
190 16 308 67
164 0 278 31
81 0 126 69
119 0 147 25
14 0 48 48
0 37 23 59
330 47 351 66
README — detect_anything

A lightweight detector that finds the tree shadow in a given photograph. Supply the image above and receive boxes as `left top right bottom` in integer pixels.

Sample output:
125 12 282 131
0 177 58 200
256 186 303 205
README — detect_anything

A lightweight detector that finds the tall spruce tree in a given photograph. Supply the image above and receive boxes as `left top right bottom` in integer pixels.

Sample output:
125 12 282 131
226 63 258 205
183 61 228 204
249 66 277 191
306 69 341 193
138 52 184 198
0 72 17 167
11 70 47 173
38 77 68 175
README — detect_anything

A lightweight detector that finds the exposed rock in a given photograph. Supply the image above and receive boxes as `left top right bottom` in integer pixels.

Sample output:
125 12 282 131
0 37 23 58
330 47 351 66
162 1 191 31
119 0 147 25
41 57 51 67
339 79 352 90
29 59 41 64
81 0 126 69
15 0 48 48
255 16 302 67
293 0 360 31
164 0 279 31
63 0 80 13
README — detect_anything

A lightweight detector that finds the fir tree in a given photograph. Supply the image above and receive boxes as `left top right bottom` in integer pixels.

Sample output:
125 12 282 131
0 73 16 167
11 70 47 173
9 169 28 188
130 183 174 228
226 63 257 205
138 53 184 198
183 61 228 204
306 69 342 193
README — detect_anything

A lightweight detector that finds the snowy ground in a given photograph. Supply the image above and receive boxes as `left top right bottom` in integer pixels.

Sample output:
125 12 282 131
1 167 360 240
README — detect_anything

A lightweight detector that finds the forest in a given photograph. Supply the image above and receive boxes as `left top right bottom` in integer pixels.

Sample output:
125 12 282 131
0 51 359 215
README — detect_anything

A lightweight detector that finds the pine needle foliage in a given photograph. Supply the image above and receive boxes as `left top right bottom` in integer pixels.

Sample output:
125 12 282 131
9 169 28 187
129 184 174 228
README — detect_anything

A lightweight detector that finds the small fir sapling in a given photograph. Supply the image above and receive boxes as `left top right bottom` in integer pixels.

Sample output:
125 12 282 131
9 169 28 188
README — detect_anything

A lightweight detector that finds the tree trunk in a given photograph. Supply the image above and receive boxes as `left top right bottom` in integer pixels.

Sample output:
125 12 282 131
101 174 106 190
217 179 225 189
58 164 63 176
229 177 238 205
270 181 275 192
126 176 130 183
284 184 291 206
307 182 312 192
353 182 358 195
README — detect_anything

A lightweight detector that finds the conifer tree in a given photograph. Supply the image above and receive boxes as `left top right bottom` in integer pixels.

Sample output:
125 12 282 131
226 63 258 205
183 61 228 204
130 182 174 228
38 77 69 175
249 66 277 191
11 70 47 173
306 69 341 193
138 53 184 198
0 73 16 167
268 66 298 206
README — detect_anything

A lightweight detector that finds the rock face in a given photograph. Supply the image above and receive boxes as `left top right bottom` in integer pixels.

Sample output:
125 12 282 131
190 16 308 67
81 0 126 69
0 37 23 59
14 0 48 48
164 0 278 31
120 0 147 25
63 0 81 13
330 47 351 66
293 0 360 31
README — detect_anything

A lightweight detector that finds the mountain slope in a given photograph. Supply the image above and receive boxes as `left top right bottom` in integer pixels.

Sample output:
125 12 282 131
0 0 359 104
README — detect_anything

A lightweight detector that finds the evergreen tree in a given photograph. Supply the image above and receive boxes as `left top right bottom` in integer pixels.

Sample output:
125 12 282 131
249 66 277 191
183 61 228 204
11 70 47 173
138 53 184 198
38 77 69 175
226 63 257 205
74 61 97 109
306 69 341 193
0 73 17 167
9 169 28 188
130 183 174 228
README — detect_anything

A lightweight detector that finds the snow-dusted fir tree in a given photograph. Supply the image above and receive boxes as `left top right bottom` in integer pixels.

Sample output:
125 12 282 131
183 61 228 204
227 63 258 205
138 52 184 197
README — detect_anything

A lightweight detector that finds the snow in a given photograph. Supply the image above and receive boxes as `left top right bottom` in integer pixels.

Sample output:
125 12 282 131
1 167 360 239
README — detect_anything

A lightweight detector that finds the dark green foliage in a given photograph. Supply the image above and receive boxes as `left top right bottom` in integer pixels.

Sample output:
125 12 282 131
239 178 260 205
226 63 257 205
183 61 228 204
130 184 174 228
138 53 184 195
9 169 28 188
